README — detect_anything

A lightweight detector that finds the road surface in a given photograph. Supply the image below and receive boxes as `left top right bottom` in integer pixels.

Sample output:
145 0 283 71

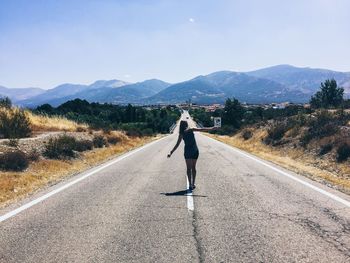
1 114 350 262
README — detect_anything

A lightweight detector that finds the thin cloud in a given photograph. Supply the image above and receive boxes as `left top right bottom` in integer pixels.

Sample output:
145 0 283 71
189 18 195 23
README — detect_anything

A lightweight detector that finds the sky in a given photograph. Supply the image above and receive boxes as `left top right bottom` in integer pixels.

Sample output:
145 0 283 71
0 0 350 89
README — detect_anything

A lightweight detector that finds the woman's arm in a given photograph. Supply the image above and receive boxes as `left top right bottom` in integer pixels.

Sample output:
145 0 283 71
191 127 217 132
167 134 182 158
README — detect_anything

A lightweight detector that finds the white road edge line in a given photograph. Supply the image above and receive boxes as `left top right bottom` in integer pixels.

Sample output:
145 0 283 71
0 136 170 223
204 134 350 208
186 179 194 211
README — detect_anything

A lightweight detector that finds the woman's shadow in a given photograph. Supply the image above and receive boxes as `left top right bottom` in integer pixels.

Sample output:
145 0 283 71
160 189 207 197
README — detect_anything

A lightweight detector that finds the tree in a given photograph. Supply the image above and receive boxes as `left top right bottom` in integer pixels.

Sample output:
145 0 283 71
310 79 344 109
223 98 245 128
0 97 12 109
36 103 55 114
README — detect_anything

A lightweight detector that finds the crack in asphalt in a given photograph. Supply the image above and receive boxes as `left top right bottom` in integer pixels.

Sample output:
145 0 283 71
294 216 350 257
190 210 205 263
267 210 350 257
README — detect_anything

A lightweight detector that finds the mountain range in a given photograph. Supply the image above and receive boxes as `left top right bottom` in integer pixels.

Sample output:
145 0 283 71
2 65 350 107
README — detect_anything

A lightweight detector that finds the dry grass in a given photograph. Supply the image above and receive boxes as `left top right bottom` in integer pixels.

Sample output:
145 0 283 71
0 106 87 133
207 129 350 194
0 133 159 207
27 111 88 132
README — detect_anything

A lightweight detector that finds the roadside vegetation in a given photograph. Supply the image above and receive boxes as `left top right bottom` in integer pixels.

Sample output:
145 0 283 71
0 99 179 206
35 99 180 135
191 79 350 192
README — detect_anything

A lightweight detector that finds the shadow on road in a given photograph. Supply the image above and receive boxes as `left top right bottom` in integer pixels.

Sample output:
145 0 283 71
160 189 208 197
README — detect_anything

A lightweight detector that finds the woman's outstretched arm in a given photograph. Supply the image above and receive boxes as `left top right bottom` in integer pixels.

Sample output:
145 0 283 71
167 134 182 158
191 127 217 132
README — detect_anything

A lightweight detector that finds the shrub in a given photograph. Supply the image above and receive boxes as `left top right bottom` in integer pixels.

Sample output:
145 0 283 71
0 150 29 171
126 129 142 137
0 108 32 138
300 110 339 146
318 143 333 156
264 121 288 144
336 143 350 162
75 140 94 152
106 135 120 145
141 128 154 136
8 138 19 147
27 149 40 161
93 135 108 148
241 129 253 140
44 135 77 159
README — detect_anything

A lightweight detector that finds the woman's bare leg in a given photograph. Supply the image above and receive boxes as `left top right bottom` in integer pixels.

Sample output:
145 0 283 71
192 159 198 187
185 159 192 188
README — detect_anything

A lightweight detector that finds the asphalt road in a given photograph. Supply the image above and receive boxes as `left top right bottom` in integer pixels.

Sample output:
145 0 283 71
1 114 350 262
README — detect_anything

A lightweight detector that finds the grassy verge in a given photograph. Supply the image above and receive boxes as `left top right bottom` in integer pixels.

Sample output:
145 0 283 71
27 111 88 132
0 134 160 208
206 130 350 195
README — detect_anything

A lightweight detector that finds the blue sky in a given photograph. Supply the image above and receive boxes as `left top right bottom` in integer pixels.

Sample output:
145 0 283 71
1 0 349 89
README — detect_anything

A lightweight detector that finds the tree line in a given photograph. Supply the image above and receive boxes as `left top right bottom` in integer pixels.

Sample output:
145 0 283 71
35 99 181 135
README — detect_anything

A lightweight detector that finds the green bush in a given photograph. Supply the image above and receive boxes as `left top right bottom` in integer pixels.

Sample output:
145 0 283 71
318 143 333 156
241 129 253 140
44 135 95 158
0 108 32 138
44 135 78 159
93 135 108 148
0 150 29 171
75 140 93 152
336 143 350 162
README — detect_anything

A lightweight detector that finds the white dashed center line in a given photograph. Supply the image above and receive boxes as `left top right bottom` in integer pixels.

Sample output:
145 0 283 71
186 179 194 211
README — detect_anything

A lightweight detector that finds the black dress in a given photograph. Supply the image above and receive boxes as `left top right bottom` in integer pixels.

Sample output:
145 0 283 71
183 129 199 159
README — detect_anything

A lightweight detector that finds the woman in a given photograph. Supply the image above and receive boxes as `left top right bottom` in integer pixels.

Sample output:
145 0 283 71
167 120 216 190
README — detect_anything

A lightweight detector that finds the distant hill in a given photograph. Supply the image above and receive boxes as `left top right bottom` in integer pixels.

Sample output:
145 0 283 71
5 65 350 107
19 79 170 107
105 79 171 104
146 71 302 104
247 65 350 95
0 86 45 102
18 80 129 107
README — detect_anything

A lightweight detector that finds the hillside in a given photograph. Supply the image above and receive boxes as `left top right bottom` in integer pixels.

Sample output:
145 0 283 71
147 71 302 104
